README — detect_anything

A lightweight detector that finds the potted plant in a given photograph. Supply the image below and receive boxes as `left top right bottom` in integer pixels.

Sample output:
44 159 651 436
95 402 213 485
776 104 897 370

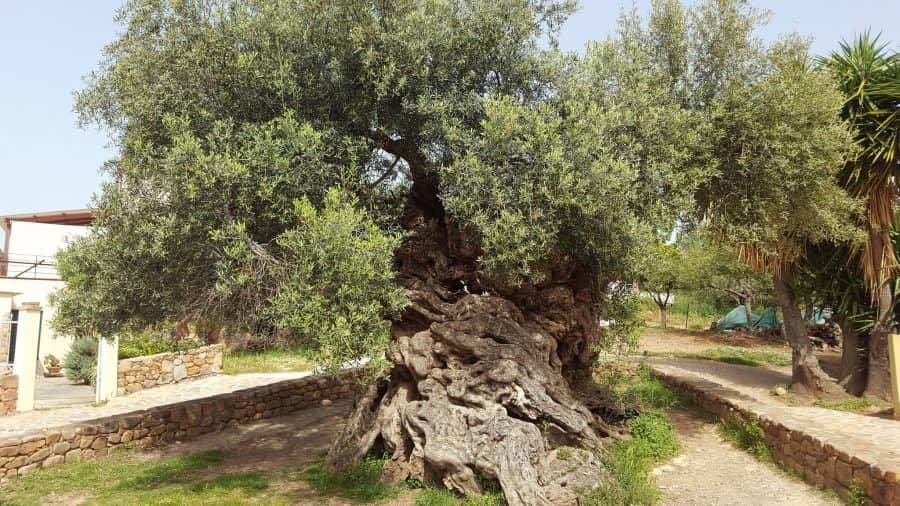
44 354 61 376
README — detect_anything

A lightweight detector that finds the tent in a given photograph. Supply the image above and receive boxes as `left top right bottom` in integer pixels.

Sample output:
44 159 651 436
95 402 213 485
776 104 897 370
714 305 781 331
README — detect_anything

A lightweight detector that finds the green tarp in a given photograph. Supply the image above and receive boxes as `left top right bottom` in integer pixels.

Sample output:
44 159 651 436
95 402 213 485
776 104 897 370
715 305 781 330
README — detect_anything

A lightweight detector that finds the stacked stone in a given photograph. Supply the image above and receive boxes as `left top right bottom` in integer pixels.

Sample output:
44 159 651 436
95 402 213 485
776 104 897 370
117 344 224 396
0 369 361 483
0 374 16 416
653 370 900 506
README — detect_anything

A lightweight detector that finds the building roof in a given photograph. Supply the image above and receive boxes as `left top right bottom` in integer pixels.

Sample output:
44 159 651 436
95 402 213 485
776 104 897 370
0 209 94 229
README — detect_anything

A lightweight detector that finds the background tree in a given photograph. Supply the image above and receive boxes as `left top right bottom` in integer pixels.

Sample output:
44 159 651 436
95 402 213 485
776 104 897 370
681 232 774 330
697 35 859 395
637 242 685 328
820 32 900 399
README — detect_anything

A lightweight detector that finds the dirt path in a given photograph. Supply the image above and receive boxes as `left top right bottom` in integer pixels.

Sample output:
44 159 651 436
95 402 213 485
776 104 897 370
655 409 839 506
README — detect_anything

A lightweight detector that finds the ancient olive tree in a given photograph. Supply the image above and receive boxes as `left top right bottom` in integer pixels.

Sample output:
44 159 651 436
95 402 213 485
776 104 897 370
56 1 705 502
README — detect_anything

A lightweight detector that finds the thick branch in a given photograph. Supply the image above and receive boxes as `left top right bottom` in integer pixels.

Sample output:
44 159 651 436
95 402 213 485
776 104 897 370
366 130 444 217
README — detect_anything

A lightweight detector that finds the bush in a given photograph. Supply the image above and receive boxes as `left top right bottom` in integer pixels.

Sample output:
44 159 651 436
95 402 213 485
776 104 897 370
627 412 680 462
64 337 98 385
118 329 200 360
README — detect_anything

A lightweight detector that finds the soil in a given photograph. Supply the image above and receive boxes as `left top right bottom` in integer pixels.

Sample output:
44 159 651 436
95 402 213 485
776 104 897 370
654 409 840 506
143 399 418 505
640 327 790 355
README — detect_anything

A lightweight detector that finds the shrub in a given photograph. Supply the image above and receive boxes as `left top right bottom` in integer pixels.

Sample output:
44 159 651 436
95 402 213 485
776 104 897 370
118 329 200 360
64 337 98 385
627 411 680 462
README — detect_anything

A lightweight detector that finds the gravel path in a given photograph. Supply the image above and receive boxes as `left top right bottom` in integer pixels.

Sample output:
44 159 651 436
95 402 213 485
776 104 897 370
655 409 840 506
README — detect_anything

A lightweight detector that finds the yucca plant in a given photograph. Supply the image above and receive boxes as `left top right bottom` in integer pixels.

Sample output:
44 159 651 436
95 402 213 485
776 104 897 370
819 31 900 399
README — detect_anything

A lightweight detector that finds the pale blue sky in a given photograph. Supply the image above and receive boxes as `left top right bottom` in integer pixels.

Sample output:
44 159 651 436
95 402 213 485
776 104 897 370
1 1 898 216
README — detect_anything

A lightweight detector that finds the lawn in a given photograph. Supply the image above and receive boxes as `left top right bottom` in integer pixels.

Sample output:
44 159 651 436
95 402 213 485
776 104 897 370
0 450 285 506
645 346 792 368
222 349 316 375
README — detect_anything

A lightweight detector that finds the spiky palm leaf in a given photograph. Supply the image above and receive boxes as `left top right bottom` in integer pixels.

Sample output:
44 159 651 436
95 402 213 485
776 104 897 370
819 31 900 296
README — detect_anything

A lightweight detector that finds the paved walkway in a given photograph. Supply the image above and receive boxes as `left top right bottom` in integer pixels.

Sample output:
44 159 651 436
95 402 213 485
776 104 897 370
0 372 310 439
34 376 94 409
645 357 900 474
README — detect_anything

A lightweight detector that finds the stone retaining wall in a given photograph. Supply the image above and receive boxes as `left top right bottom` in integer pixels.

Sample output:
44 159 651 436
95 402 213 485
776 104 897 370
0 369 361 482
0 374 16 416
117 344 224 396
654 370 899 506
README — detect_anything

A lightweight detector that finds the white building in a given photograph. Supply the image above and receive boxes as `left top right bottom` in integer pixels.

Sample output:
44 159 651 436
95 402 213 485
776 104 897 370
0 209 93 373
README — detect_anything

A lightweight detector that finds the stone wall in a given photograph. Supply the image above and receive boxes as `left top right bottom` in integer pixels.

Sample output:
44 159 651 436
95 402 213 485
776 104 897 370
654 370 899 506
0 369 361 481
117 344 224 396
0 374 16 416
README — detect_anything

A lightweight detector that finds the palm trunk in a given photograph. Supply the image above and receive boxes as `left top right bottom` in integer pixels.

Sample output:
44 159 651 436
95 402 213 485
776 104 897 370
836 314 867 396
864 226 894 400
773 271 844 397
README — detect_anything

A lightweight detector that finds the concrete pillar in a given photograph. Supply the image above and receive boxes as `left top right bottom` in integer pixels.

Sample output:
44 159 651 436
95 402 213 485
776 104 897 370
889 334 900 420
14 302 41 411
95 336 118 403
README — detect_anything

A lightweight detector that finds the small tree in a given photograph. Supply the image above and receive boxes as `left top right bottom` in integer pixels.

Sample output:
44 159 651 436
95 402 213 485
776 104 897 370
638 242 684 328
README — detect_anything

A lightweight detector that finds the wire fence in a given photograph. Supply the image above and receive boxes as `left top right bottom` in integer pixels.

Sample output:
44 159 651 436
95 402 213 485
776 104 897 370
0 253 60 280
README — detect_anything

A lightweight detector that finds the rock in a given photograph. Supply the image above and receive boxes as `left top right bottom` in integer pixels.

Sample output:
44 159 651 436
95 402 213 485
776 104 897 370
321 399 333 407
774 386 788 396
173 365 188 381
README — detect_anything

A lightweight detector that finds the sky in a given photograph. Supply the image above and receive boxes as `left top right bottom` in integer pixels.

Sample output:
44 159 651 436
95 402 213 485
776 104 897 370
1 0 899 218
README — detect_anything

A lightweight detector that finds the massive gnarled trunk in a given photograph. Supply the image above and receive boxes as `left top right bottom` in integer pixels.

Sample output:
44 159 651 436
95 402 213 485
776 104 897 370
773 272 846 398
326 207 615 505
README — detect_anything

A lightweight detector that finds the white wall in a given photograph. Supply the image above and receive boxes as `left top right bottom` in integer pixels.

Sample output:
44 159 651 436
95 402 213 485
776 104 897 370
5 220 90 277
1 221 91 369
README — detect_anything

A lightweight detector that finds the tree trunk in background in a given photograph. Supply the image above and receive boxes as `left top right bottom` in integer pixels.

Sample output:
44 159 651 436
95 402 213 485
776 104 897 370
326 210 617 505
660 306 668 328
773 272 845 398
743 300 754 332
836 315 867 396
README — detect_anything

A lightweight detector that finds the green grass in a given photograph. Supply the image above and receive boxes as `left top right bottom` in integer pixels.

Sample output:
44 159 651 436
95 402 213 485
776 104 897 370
300 456 400 503
812 398 874 413
580 411 680 505
301 456 507 505
414 487 506 506
0 450 286 506
596 362 684 414
222 349 315 374
647 346 791 367
718 417 773 462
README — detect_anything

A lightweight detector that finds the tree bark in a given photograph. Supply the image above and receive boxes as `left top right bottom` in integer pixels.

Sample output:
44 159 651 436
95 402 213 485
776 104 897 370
773 271 845 398
326 208 615 505
863 225 894 400
836 314 867 396
743 299 754 332
660 306 668 329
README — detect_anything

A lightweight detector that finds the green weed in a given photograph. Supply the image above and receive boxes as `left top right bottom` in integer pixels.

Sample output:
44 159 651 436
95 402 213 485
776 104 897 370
718 418 772 462
812 398 873 413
